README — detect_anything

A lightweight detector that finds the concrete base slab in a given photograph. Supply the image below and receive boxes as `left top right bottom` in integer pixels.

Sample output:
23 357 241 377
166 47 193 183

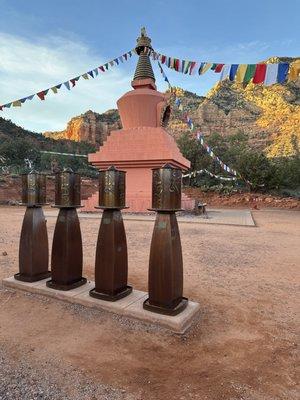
2 277 200 334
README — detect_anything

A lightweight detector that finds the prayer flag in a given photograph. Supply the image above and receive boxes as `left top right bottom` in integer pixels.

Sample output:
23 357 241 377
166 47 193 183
64 81 71 90
12 100 21 107
200 63 212 74
235 64 248 82
99 66 105 72
264 64 279 86
214 64 224 73
37 91 46 100
198 62 205 74
51 87 58 93
220 64 230 81
229 64 239 81
253 64 267 84
277 63 289 83
82 73 89 80
189 61 197 75
243 64 256 83
88 71 94 78
93 68 99 76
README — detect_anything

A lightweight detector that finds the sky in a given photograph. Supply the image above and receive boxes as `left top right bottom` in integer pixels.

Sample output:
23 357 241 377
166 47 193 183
0 0 299 133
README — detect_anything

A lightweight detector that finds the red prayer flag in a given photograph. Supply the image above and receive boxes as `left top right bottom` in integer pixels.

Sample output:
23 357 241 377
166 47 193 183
161 55 166 64
175 59 180 71
253 64 267 84
214 63 224 73
0 105 3 111
37 91 45 100
99 66 105 72
70 79 76 87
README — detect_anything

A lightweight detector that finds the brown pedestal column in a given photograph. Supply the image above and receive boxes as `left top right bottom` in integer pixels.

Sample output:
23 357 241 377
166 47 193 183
46 169 86 290
15 171 50 282
90 166 132 301
143 164 188 315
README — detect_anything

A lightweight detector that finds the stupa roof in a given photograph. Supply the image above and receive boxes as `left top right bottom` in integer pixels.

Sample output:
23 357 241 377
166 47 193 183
133 28 155 82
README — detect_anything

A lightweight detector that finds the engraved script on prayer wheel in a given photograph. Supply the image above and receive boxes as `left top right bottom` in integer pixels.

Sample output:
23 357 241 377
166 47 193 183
98 166 126 209
21 171 47 206
54 168 81 208
151 164 182 211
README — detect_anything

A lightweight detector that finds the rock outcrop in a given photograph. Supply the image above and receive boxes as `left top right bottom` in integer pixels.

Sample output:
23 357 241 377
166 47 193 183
44 110 121 146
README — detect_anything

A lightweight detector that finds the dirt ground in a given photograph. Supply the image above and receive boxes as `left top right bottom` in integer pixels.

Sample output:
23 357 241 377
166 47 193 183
0 206 299 400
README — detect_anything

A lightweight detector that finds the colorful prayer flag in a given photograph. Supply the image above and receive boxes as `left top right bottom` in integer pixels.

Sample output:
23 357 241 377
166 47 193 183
253 64 267 84
264 64 279 86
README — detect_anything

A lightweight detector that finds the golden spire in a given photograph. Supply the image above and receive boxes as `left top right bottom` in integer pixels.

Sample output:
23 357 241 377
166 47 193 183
133 27 155 81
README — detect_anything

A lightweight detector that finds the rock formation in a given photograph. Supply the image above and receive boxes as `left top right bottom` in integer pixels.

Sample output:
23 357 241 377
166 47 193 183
44 110 121 146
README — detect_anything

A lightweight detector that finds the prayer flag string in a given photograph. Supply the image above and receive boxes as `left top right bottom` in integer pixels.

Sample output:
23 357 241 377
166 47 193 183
0 49 135 111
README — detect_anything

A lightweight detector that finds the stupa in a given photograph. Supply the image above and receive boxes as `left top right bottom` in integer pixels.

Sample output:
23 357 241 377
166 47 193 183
83 28 194 212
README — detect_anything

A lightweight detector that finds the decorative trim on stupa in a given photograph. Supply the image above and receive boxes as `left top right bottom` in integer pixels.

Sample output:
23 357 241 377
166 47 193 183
133 27 155 82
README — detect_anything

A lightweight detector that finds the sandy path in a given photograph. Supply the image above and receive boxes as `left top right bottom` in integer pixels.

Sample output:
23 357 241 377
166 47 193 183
0 207 299 400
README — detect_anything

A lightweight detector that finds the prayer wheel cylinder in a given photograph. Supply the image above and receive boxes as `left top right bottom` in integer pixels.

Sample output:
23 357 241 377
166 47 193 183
98 166 126 209
21 171 47 206
151 164 182 211
54 168 81 208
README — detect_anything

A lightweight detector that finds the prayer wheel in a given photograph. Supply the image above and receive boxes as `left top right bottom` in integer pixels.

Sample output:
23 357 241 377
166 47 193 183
143 164 188 315
46 168 86 290
21 171 47 206
90 166 132 301
15 171 50 282
54 168 81 208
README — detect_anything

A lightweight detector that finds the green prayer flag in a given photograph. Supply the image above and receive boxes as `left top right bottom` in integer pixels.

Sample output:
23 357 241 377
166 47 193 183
243 64 256 83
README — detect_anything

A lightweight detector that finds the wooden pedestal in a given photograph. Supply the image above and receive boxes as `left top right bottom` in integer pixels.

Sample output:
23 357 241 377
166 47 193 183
47 208 86 290
90 209 132 301
143 212 188 315
15 207 50 282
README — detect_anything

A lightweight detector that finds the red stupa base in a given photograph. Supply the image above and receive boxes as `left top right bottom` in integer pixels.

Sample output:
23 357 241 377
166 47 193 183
82 127 194 213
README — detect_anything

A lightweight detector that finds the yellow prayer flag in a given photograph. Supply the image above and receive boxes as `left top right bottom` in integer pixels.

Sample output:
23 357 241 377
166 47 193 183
288 61 300 81
51 86 58 94
82 73 89 80
200 63 212 74
235 64 248 83
12 100 21 107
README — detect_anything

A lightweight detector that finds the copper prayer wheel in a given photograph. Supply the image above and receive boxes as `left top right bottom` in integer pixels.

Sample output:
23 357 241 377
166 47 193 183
54 168 81 208
15 171 50 282
98 166 126 209
90 165 132 301
143 163 188 316
151 164 182 211
21 171 47 206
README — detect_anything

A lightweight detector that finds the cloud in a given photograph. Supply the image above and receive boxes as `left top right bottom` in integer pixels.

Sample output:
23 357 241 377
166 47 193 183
0 33 133 132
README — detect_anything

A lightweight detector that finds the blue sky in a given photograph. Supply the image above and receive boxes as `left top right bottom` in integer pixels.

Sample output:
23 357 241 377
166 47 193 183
0 0 299 132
